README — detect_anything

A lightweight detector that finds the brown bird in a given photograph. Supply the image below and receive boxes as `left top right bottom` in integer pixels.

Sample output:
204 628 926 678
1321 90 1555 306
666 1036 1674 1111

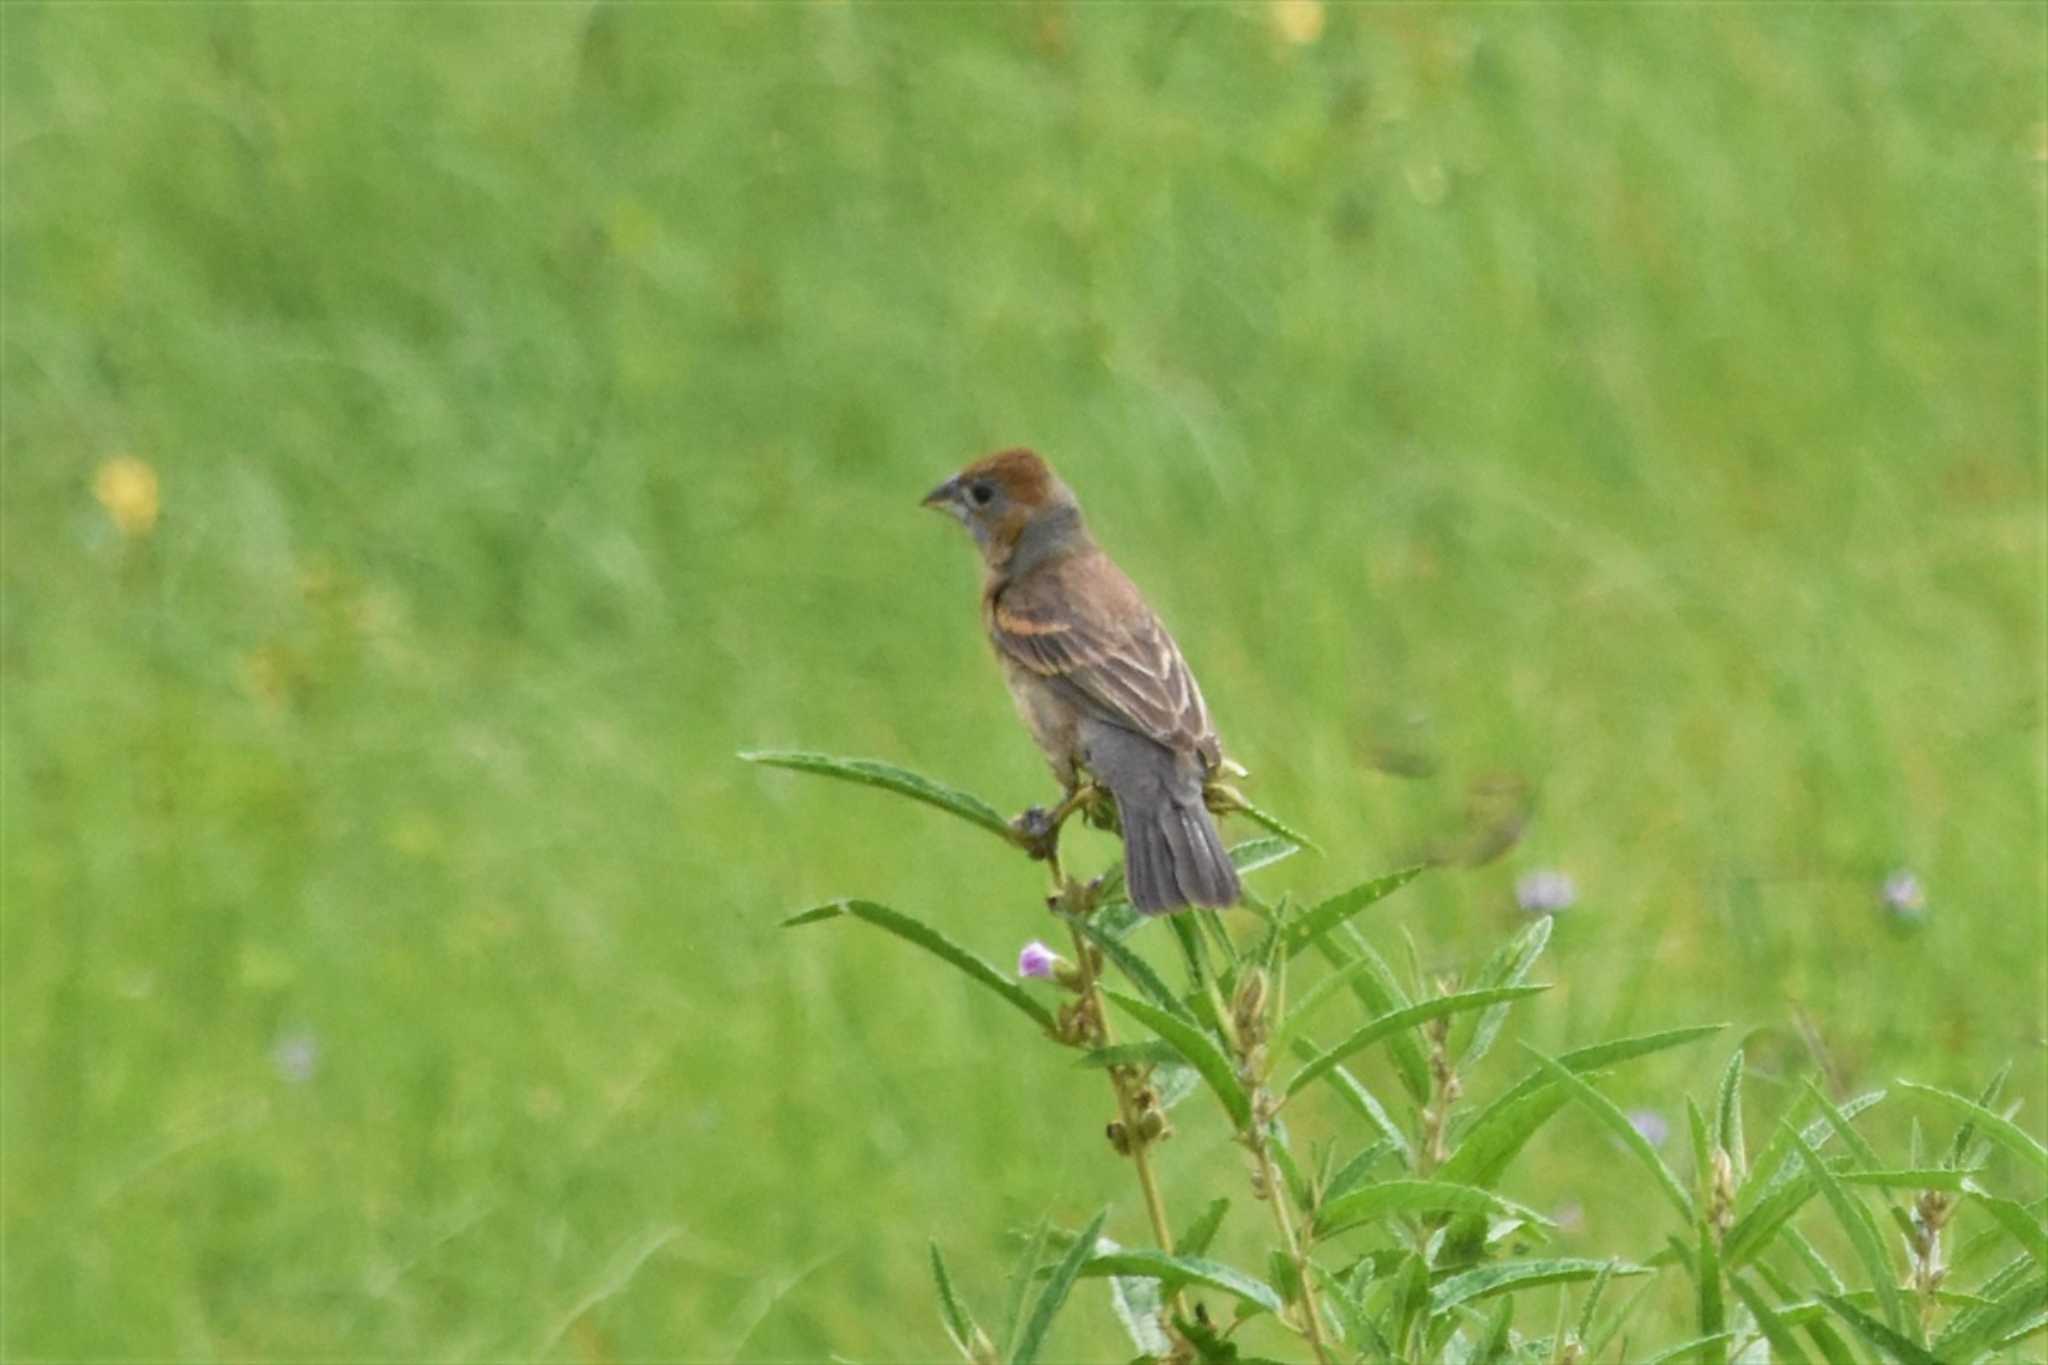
922 449 1241 914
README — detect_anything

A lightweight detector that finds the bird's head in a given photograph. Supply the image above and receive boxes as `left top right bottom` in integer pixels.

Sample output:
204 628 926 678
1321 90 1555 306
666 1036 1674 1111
921 448 1081 569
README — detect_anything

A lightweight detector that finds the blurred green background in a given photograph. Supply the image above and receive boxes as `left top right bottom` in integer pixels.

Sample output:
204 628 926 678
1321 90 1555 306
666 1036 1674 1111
4 2 2043 1358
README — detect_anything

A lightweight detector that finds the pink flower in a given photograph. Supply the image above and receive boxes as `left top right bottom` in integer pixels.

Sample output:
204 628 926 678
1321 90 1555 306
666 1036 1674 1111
1017 941 1060 981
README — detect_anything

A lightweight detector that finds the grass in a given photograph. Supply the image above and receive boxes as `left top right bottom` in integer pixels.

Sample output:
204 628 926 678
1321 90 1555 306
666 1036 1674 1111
3 3 2042 1359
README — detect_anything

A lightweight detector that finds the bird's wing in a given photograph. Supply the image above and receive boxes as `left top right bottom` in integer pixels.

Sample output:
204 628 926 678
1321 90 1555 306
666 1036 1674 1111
988 552 1218 764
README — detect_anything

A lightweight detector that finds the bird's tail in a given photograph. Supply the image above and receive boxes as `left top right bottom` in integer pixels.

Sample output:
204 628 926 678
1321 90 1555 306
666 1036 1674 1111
1119 792 1241 915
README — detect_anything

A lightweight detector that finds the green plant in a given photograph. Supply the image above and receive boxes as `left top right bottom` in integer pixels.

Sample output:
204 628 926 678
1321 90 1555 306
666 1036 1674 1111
746 750 2046 1363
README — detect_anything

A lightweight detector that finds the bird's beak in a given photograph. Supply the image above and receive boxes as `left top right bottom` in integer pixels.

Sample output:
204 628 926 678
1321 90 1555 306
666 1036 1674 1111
920 476 959 511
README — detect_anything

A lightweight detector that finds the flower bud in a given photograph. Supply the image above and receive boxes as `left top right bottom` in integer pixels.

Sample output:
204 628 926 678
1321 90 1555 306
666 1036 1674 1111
1017 941 1060 981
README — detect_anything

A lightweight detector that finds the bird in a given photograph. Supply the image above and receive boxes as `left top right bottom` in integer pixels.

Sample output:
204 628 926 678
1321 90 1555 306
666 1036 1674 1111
921 448 1241 914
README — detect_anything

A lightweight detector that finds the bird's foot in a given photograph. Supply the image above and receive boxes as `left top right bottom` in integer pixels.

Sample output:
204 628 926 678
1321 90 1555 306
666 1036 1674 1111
1011 805 1060 861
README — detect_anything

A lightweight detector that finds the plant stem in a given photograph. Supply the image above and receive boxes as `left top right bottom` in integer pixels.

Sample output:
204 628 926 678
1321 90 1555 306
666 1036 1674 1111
1250 1123 1334 1362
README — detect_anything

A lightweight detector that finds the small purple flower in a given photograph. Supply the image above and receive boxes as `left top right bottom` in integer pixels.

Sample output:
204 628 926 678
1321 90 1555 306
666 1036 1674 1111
1627 1108 1670 1148
1515 868 1577 915
1880 869 1927 923
1017 941 1060 981
271 1030 320 1085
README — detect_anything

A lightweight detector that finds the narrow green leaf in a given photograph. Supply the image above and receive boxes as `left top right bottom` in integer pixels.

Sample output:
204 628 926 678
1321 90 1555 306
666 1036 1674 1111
1576 1258 1622 1345
1742 1091 1886 1213
1717 1050 1748 1182
741 749 1013 840
1105 1265 1171 1357
1899 1080 2048 1177
1229 797 1321 854
1075 1249 1284 1315
1478 1296 1515 1365
1459 915 1553 1071
1314 1179 1554 1239
1696 1217 1725 1365
1076 1041 1183 1071
1100 988 1251 1130
1174 1198 1230 1260
1729 1271 1811 1365
1431 1258 1650 1313
1072 919 1196 1024
1819 1293 1940 1365
1474 1025 1730 1131
1229 836 1304 879
1310 928 1434 1104
1637 1333 1734 1365
1283 985 1550 1100
1324 1140 1394 1208
1932 1274 2048 1362
1267 1126 1315 1216
1782 1227 1847 1295
1272 952 1392 1050
1313 1263 1383 1354
1802 1078 1884 1171
999 1220 1049 1357
1299 1052 1414 1168
1788 1124 1906 1335
1522 1045 1694 1221
931 1241 982 1361
1010 1210 1106 1365
782 900 1056 1032
1835 1167 1981 1192
1437 1027 1722 1202
1967 1187 2048 1277
1385 1251 1431 1359
1282 866 1426 960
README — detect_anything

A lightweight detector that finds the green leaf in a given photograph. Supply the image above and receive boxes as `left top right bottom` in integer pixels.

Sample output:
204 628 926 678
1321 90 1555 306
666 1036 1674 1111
999 1220 1050 1357
1802 1078 1884 1171
782 900 1057 1032
1637 1333 1735 1365
931 1241 984 1361
1100 988 1251 1130
1696 1216 1725 1365
1729 1271 1812 1365
1742 1091 1886 1213
740 749 1013 841
1576 1257 1622 1345
1716 1049 1748 1182
1818 1293 1940 1365
1725 1170 1829 1271
1522 1045 1693 1221
1267 1126 1315 1216
1324 1140 1394 1208
1283 985 1550 1100
1899 1081 2048 1178
1228 797 1322 854
1281 866 1426 960
1431 1258 1651 1313
1788 1123 1906 1336
1313 1263 1385 1355
1076 1249 1285 1316
1931 1273 2048 1362
1967 1188 2048 1278
1477 1296 1515 1365
1105 1265 1171 1357
1836 1167 1981 1191
1309 928 1434 1104
1174 1198 1230 1260
1073 919 1196 1024
1229 836 1304 879
1010 1209 1106 1365
1458 915 1552 1071
1474 1025 1729 1133
1272 952 1395 1051
1076 1041 1183 1071
1314 1179 1554 1239
1300 1054 1414 1168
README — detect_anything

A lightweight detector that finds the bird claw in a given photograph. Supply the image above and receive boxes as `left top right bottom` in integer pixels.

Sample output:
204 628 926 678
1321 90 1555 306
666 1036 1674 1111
1011 805 1059 861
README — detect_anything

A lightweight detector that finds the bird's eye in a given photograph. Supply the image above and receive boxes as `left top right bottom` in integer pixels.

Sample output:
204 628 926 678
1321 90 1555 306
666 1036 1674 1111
968 481 995 507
